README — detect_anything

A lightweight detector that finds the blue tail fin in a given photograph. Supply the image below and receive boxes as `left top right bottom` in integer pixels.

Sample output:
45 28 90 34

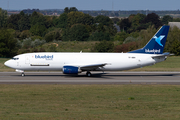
129 25 170 54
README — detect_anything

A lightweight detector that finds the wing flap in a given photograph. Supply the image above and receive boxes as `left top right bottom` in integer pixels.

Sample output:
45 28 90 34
80 63 107 71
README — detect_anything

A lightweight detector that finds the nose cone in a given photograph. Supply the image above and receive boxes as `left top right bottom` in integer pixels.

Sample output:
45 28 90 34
4 60 12 68
4 60 9 67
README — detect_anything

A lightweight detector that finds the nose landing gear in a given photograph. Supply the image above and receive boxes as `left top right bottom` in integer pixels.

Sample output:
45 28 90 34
15 69 25 77
21 72 25 77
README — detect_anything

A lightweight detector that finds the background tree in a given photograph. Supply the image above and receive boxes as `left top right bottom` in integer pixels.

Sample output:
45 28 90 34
94 15 113 26
30 24 47 36
53 13 68 28
111 17 120 24
69 7 78 12
144 13 162 29
48 44 57 52
114 32 129 44
67 11 85 27
7 14 21 30
45 32 54 42
68 24 89 41
64 7 69 13
119 13 162 33
64 7 78 13
92 41 114 52
131 13 146 28
114 41 139 53
97 23 105 32
19 30 31 39
0 29 17 57
30 11 45 25
131 13 146 31
119 18 131 32
173 18 180 22
165 26 180 55
45 28 62 42
80 14 94 26
95 15 116 36
0 8 7 28
62 28 70 41
88 31 110 41
161 15 173 25
18 11 31 31
138 25 157 48
44 16 53 29
30 11 48 36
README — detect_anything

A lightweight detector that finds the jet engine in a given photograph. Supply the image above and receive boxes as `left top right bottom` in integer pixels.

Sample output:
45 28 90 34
63 66 81 74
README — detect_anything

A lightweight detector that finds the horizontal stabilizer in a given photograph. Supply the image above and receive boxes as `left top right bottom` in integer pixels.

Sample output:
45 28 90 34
151 52 170 59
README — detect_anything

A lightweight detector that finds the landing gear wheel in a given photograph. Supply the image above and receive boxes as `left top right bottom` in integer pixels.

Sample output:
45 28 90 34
86 71 92 77
21 73 25 77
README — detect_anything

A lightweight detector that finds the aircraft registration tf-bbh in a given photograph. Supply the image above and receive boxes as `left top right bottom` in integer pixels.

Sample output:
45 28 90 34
4 25 170 77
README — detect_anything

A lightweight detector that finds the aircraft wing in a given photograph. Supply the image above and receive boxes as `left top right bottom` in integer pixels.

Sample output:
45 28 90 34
64 63 107 71
80 63 107 71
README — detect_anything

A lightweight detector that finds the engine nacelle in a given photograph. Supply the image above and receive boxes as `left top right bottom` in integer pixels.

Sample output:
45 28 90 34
63 66 80 74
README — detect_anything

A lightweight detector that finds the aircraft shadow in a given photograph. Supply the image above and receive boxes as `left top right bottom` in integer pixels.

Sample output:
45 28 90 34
12 73 180 78
12 73 105 78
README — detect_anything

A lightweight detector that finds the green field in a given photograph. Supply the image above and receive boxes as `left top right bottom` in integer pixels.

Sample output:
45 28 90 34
1 56 180 72
0 85 180 119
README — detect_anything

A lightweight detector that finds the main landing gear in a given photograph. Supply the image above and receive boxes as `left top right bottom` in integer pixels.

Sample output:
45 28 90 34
86 71 92 77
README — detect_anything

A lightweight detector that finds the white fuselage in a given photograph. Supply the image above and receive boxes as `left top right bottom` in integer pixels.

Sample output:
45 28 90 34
4 52 165 72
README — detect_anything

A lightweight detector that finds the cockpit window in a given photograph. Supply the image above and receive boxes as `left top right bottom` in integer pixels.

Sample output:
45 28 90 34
12 58 19 60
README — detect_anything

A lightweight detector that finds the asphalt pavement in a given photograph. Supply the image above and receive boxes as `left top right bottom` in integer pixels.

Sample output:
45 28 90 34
0 72 180 84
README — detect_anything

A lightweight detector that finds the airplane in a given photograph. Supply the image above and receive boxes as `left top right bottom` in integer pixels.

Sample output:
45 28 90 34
4 25 170 77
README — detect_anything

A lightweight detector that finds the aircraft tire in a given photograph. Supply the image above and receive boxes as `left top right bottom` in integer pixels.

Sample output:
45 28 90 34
86 71 92 77
21 73 25 77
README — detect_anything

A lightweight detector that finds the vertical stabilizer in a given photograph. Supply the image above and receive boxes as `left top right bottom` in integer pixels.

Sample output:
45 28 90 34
129 25 170 54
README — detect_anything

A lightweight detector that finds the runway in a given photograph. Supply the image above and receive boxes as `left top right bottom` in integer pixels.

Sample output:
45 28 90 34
0 72 180 84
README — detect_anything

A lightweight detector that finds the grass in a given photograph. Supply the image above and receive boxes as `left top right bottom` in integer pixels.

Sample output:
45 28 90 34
0 58 15 72
0 85 180 119
1 56 180 72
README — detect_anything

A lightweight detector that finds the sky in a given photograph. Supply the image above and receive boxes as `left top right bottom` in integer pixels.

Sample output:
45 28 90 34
0 0 180 11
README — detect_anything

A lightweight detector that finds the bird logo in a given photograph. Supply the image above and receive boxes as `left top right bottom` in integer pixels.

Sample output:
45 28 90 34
153 35 165 47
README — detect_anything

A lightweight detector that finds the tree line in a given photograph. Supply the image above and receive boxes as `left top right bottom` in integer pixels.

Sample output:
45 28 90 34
0 7 180 58
21 9 180 17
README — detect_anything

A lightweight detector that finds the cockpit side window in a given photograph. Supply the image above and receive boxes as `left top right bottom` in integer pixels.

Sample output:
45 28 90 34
12 58 19 60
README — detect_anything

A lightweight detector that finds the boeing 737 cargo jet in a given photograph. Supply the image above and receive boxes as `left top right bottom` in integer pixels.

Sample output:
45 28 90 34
4 25 170 77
